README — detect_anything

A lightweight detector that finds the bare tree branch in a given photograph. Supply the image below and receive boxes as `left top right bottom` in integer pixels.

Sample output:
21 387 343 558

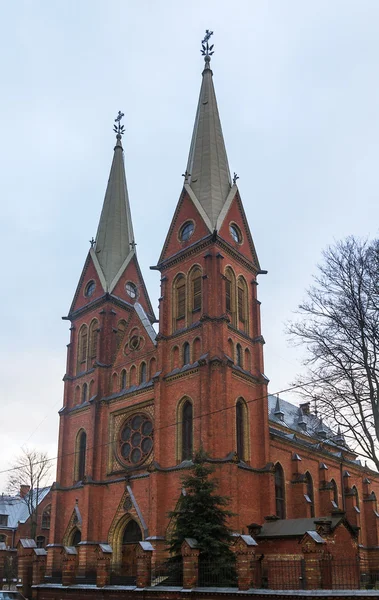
288 237 379 470
7 448 52 539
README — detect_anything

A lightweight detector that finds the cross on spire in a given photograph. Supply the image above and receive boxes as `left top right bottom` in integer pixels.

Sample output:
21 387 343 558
113 111 125 137
201 29 214 61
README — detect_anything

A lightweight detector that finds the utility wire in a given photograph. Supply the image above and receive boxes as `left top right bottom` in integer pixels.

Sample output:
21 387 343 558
0 372 339 477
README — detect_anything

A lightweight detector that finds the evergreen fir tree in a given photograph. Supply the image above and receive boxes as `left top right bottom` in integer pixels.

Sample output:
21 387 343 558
168 448 236 585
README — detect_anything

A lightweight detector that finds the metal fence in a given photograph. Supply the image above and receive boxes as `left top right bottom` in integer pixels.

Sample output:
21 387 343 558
151 561 183 587
261 559 305 590
198 561 237 588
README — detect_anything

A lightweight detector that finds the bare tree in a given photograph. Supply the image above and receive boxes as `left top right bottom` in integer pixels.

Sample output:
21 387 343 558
288 236 379 469
7 448 52 539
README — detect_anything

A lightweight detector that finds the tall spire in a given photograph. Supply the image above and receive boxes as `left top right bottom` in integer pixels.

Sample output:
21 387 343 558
94 112 135 290
186 31 232 229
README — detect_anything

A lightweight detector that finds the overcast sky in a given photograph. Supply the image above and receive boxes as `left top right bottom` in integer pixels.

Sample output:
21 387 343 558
1 0 379 491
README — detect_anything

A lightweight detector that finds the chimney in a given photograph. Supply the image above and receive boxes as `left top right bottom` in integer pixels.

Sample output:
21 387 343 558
300 402 310 415
20 485 30 498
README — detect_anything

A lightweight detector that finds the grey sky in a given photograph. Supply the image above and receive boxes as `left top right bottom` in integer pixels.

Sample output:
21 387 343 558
1 1 378 490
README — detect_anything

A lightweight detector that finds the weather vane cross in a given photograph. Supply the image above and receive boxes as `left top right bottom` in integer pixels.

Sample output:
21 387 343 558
201 29 214 59
113 111 125 137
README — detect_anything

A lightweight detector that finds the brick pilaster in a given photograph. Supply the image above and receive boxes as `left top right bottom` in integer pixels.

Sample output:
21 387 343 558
181 538 199 589
136 541 154 588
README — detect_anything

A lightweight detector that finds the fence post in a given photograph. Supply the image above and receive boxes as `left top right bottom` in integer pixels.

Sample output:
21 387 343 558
136 541 154 588
181 538 199 589
32 548 47 589
61 546 78 586
233 535 258 590
17 539 36 599
301 534 325 589
95 544 112 587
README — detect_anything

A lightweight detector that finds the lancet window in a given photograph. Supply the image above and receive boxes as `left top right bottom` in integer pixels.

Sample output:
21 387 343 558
89 319 99 362
274 463 286 519
236 398 248 461
77 325 88 373
305 471 315 517
75 430 87 482
181 400 193 461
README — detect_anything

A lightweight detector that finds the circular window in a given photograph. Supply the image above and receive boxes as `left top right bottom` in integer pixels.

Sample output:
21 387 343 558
125 282 137 299
119 414 153 466
85 281 96 298
129 335 140 350
180 221 194 242
230 224 242 244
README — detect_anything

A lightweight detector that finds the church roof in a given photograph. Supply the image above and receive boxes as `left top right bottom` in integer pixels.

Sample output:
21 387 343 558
186 53 232 229
94 132 135 290
0 487 50 530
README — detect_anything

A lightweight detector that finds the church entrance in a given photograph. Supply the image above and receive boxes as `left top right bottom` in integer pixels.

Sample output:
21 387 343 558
111 519 142 585
122 520 142 578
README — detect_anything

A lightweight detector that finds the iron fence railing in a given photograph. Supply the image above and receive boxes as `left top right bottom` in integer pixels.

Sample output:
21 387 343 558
261 559 305 590
198 560 237 588
151 561 183 587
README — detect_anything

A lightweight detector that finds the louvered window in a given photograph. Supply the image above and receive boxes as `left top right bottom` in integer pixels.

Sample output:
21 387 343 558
89 321 98 359
238 286 245 323
81 332 88 363
193 276 202 311
177 282 186 320
78 432 86 481
226 279 232 312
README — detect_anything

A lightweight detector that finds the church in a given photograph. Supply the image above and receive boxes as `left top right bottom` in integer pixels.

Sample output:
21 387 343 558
37 35 379 590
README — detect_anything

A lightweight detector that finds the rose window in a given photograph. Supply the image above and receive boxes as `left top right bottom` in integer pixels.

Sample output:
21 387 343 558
119 414 153 466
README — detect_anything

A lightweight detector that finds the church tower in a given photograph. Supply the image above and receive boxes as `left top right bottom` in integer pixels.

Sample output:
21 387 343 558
47 34 273 582
151 32 271 532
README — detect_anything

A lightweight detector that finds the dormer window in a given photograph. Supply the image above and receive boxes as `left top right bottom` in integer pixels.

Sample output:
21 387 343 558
180 221 194 242
229 223 242 244
84 280 95 298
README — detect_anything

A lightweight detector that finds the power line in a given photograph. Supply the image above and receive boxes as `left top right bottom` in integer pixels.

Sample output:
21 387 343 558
0 371 339 478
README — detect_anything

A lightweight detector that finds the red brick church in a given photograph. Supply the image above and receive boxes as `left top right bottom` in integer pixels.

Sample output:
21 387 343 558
41 37 379 590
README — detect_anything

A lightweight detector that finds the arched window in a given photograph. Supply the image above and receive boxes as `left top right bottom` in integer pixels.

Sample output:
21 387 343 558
89 319 99 362
173 275 186 330
140 362 147 384
274 464 286 519
112 372 118 392
82 383 88 404
74 386 80 405
77 325 88 373
42 506 51 529
193 338 201 362
36 536 45 549
116 319 127 347
244 348 251 371
305 472 315 517
236 344 243 368
123 520 142 544
171 346 179 369
225 268 236 326
149 357 157 379
130 365 137 385
76 431 87 482
228 338 234 361
236 399 246 460
183 342 190 365
237 277 249 333
182 400 193 460
121 369 127 390
72 529 81 546
352 485 360 508
331 479 338 507
189 267 202 321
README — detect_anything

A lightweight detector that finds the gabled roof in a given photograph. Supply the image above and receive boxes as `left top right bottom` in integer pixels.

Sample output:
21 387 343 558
0 487 50 529
185 54 231 229
257 517 343 539
94 134 135 290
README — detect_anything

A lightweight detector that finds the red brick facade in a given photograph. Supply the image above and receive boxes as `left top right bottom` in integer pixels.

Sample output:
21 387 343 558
42 54 379 591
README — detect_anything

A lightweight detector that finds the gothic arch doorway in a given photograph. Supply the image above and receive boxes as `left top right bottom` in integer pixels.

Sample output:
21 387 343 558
122 520 142 579
109 515 143 583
